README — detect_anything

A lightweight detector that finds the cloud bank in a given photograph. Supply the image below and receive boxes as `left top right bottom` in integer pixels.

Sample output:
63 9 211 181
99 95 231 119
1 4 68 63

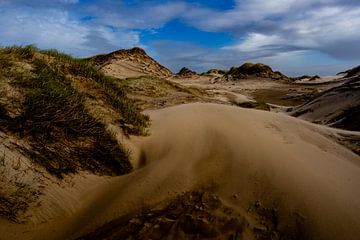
0 0 359 75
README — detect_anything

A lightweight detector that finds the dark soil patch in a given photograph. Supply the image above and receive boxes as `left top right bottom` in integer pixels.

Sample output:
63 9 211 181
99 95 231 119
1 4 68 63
79 191 288 240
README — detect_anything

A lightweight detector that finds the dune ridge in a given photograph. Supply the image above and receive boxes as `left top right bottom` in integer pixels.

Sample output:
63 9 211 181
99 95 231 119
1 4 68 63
291 76 360 130
2 103 359 240
89 47 173 79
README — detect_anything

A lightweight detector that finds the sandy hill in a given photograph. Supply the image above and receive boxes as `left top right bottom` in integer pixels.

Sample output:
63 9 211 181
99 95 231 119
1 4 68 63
338 65 360 78
206 69 227 75
88 47 173 79
177 67 198 78
2 103 360 240
201 69 227 79
223 63 288 81
291 76 360 131
0 45 148 222
291 75 320 81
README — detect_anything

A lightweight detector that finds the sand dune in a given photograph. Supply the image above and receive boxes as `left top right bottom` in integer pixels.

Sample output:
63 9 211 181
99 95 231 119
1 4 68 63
291 77 360 130
89 47 173 79
1 103 359 240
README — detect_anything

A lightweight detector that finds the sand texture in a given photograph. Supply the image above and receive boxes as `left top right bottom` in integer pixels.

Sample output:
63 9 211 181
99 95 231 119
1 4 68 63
1 103 360 240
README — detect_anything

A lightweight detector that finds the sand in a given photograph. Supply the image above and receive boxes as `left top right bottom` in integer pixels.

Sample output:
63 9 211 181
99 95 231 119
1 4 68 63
1 103 360 239
291 77 360 130
96 48 173 79
294 75 346 84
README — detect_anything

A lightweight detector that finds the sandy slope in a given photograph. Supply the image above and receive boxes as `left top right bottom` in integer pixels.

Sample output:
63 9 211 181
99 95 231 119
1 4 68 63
1 103 360 240
291 77 360 130
90 48 173 79
293 74 346 84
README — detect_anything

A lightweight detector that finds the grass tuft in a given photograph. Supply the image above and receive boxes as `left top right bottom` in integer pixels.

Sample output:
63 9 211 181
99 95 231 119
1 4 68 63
66 59 150 134
39 49 75 61
7 58 132 177
1 45 37 59
0 46 150 177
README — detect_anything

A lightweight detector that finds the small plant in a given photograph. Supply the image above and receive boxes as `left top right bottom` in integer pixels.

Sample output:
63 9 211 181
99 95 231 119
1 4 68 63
0 151 5 166
65 59 150 134
237 101 271 111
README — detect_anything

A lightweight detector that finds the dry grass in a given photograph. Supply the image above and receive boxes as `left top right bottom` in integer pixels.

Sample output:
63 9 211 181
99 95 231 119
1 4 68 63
0 45 149 178
113 76 209 110
0 152 41 223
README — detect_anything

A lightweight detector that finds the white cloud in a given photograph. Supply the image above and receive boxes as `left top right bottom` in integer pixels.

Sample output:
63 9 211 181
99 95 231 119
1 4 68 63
150 40 358 76
0 0 78 6
184 0 348 30
59 0 78 3
250 50 357 76
0 6 140 57
187 1 360 61
223 33 286 52
0 8 87 53
85 1 188 29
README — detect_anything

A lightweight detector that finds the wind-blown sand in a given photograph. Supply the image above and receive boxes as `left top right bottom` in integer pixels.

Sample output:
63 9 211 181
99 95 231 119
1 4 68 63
1 103 360 239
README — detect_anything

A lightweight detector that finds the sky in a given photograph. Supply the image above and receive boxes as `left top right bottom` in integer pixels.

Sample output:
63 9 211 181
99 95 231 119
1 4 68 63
0 0 359 76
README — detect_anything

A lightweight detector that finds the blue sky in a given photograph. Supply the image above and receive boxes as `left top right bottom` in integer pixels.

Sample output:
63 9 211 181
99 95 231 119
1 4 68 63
0 0 359 76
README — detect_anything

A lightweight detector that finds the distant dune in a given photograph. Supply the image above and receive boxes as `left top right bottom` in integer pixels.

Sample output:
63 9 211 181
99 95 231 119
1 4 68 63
291 77 360 131
88 47 173 79
338 65 360 78
176 67 198 78
222 63 288 81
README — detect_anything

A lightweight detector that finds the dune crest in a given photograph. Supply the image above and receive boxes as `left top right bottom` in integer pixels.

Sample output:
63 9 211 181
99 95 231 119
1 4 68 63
89 47 173 79
4 103 359 240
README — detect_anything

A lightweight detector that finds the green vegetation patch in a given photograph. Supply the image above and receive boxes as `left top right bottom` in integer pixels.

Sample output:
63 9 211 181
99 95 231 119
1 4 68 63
65 56 149 135
239 63 273 74
10 58 131 177
0 46 151 178
0 45 37 60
